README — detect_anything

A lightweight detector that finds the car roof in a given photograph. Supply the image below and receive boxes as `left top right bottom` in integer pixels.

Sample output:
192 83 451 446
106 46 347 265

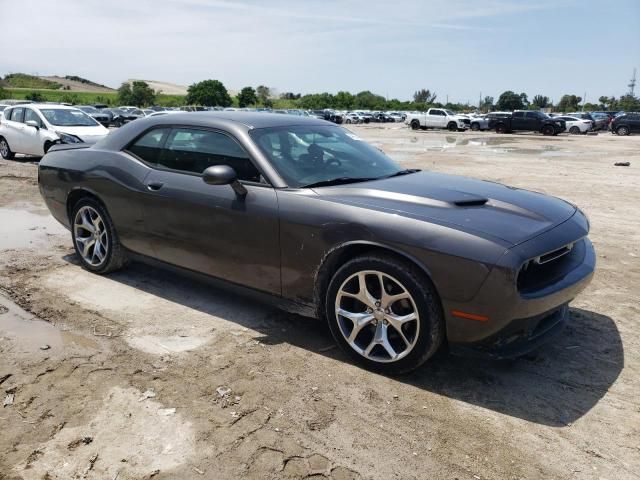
19 103 81 111
157 111 330 129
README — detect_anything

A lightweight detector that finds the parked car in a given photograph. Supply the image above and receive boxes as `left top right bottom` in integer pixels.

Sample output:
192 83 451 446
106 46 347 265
0 104 109 158
610 113 640 135
565 112 604 131
405 108 468 131
344 112 363 124
76 105 111 127
37 112 594 373
489 111 565 135
103 108 144 127
553 116 593 134
468 114 490 131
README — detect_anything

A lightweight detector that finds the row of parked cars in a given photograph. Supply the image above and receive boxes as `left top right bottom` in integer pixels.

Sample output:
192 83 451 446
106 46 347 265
405 109 639 136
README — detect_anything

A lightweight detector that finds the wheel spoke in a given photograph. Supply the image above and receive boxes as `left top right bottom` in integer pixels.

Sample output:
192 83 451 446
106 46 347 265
337 309 374 342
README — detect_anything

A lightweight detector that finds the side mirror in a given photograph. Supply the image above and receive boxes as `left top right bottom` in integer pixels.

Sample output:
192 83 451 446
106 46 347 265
202 165 247 197
25 120 40 130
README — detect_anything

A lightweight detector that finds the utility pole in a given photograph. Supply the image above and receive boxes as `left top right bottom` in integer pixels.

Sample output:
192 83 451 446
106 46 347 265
582 92 586 111
629 68 637 96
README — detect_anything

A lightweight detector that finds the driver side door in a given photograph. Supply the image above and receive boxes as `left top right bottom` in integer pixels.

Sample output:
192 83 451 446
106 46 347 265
140 127 281 295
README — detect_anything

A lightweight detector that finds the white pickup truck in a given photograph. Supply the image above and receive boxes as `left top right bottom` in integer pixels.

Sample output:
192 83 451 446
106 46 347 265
405 108 469 131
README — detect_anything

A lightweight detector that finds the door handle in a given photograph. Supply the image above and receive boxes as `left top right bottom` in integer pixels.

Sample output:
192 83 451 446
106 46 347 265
146 181 164 191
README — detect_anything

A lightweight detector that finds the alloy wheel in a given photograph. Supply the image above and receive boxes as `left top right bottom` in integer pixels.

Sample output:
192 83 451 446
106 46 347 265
0 140 8 158
74 206 109 267
334 270 420 363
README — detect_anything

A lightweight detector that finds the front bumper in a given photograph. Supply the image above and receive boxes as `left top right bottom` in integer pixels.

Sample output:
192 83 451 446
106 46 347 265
443 210 595 355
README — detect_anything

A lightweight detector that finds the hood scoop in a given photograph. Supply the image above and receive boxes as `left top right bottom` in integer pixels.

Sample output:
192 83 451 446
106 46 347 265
453 197 488 207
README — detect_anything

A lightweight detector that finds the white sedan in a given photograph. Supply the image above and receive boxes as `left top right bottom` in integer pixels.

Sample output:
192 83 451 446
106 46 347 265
555 115 593 134
0 104 109 158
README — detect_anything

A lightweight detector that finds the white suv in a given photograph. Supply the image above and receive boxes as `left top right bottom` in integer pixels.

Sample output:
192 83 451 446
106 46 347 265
0 104 109 158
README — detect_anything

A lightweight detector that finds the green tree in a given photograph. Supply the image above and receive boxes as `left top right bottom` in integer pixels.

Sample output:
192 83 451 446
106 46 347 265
496 91 524 110
256 85 271 106
25 91 45 102
237 86 257 107
582 102 600 111
334 91 354 110
480 96 494 113
185 80 231 107
413 89 437 104
618 94 640 112
353 90 386 110
598 96 617 110
532 95 550 109
0 86 8 99
556 94 582 112
280 92 300 100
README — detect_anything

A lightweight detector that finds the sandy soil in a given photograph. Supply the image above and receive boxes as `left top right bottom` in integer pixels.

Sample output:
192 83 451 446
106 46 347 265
0 126 638 480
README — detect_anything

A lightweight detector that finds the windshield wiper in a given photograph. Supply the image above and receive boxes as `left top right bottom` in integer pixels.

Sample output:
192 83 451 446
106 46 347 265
385 168 420 178
301 177 378 188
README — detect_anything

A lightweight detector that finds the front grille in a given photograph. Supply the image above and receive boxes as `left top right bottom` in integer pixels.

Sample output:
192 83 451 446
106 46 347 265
462 119 471 124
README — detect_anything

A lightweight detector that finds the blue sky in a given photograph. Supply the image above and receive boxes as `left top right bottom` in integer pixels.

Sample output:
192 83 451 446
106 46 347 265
1 0 639 103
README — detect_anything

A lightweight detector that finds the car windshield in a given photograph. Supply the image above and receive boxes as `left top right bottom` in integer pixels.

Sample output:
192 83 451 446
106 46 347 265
250 125 405 188
78 106 98 113
40 109 98 127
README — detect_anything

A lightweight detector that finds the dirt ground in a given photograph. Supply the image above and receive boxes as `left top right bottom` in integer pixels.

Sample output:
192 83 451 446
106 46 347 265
0 125 638 480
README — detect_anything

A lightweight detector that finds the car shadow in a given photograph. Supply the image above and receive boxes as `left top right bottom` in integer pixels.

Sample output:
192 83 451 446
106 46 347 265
62 256 623 427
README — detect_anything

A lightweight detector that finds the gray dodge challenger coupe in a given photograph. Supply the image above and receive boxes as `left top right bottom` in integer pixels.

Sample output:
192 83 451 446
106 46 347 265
38 112 595 373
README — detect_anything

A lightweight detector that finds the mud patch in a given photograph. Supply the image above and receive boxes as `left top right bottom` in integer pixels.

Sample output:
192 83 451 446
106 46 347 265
0 207 67 250
18 386 194 479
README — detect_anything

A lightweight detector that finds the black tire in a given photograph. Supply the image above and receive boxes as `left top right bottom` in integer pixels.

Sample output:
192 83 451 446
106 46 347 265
325 254 444 374
616 126 630 136
44 141 54 154
470 122 480 131
71 197 128 274
569 126 580 135
345 119 352 124
541 124 555 136
0 137 15 160
447 122 457 132
410 120 420 130
495 124 507 134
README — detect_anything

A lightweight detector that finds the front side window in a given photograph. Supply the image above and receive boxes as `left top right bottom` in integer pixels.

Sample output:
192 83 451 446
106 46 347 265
159 128 263 183
127 128 170 164
39 109 98 127
24 109 43 127
250 125 403 188
10 108 25 123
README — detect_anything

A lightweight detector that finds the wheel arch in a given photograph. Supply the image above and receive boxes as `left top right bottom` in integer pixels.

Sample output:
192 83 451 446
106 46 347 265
314 240 442 320
66 187 108 224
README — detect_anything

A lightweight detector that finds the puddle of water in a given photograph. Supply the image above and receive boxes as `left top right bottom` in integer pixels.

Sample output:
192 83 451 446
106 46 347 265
0 294 97 352
0 207 67 250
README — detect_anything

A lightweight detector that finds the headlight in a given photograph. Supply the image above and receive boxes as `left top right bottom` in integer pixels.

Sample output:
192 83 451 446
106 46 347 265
56 132 83 144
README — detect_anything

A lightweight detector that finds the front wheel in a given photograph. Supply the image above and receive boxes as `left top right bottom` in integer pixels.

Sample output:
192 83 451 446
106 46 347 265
541 125 555 136
325 254 444 374
447 122 457 132
495 124 507 134
470 123 480 131
0 137 15 160
71 198 128 274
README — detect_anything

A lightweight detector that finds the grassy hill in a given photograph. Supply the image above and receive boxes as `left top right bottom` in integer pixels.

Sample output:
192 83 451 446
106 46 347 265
4 73 62 89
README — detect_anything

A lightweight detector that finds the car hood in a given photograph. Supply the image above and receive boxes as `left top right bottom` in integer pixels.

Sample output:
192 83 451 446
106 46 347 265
55 125 110 143
314 171 576 246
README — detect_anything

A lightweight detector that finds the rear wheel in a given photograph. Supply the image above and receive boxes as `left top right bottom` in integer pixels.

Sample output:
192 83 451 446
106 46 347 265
569 126 580 134
616 126 630 136
542 124 555 136
325 254 444 374
0 137 15 160
410 120 420 130
495 124 507 134
71 198 128 274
